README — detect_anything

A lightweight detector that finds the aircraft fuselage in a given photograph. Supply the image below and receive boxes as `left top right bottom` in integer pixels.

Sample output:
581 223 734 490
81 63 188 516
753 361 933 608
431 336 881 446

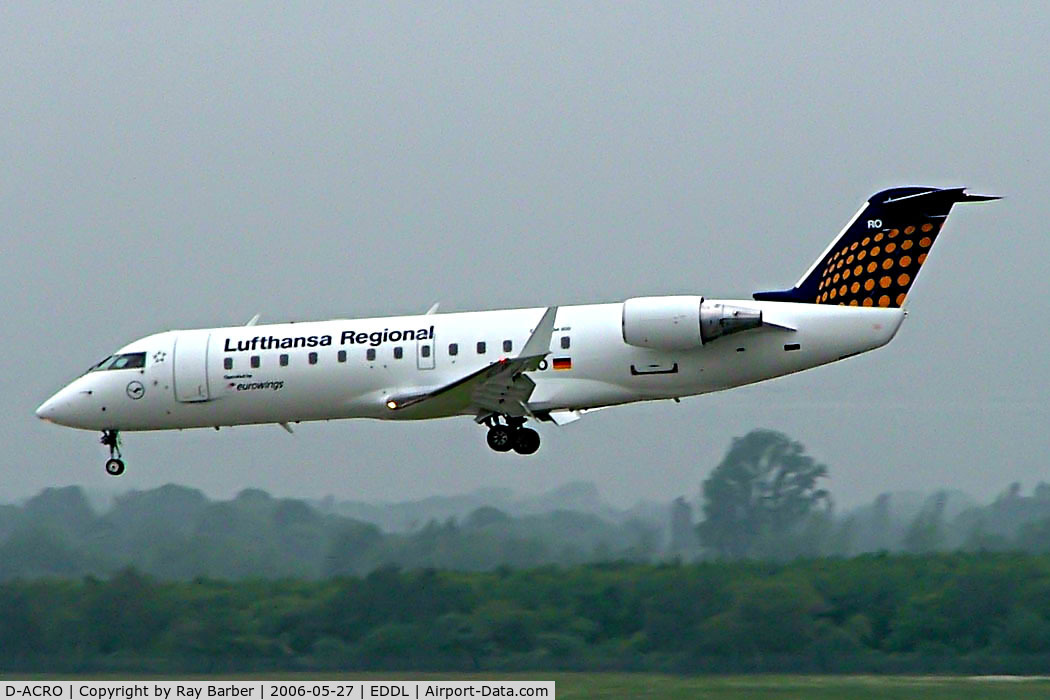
37 299 903 432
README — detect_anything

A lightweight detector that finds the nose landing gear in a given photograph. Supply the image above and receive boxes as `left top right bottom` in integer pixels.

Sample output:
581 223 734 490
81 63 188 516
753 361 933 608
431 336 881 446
100 430 125 476
484 417 541 455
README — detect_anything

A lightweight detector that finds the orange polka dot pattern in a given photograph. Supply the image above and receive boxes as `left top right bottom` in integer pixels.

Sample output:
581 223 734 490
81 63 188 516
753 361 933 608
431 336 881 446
815 220 940 307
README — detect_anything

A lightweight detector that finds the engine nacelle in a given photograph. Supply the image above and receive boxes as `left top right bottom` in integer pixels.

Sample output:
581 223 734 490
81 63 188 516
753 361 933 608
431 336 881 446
700 300 763 343
621 296 762 350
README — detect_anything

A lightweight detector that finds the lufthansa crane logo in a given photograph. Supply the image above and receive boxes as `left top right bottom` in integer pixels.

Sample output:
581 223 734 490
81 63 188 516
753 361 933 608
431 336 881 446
126 381 145 400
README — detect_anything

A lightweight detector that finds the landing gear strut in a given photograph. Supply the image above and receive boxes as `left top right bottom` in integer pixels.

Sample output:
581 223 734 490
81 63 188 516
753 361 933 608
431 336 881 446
484 416 541 455
100 430 125 476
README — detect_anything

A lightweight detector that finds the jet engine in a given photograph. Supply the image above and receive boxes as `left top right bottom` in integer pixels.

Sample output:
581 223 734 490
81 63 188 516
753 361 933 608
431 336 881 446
621 296 762 350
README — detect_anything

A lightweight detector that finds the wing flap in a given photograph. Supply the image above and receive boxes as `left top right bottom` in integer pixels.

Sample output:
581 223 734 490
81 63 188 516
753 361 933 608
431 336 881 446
385 306 557 418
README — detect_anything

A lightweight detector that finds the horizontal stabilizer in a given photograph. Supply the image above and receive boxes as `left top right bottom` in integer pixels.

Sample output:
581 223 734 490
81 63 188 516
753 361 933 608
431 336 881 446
956 192 1001 202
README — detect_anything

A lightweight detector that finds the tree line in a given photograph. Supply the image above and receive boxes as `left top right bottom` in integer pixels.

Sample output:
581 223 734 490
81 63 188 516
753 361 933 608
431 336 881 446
5 430 1050 582
6 430 1050 583
3 554 1050 673
0 483 660 581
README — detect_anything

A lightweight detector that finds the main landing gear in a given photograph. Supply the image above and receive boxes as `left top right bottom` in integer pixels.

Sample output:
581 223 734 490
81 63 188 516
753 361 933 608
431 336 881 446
100 429 125 476
484 416 541 455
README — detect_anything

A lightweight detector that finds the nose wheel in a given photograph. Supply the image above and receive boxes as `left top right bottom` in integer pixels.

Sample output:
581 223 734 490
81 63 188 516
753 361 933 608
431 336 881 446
100 430 125 476
484 417 541 455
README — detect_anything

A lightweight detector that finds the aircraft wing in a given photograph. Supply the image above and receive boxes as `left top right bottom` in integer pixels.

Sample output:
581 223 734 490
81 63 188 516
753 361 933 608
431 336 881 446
384 306 557 419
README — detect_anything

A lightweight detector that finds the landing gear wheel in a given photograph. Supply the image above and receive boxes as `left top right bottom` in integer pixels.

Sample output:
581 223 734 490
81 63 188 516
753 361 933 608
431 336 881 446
486 426 514 452
100 430 124 475
512 427 541 455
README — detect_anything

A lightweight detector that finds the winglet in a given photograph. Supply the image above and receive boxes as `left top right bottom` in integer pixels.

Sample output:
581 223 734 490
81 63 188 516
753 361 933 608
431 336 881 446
246 314 261 326
519 306 558 358
425 302 440 315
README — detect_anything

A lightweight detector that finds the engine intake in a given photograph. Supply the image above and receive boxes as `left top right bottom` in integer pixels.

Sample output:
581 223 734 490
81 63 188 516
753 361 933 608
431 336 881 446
621 296 762 350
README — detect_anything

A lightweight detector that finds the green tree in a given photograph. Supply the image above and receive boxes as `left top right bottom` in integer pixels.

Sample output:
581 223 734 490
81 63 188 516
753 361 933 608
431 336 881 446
322 521 384 576
472 599 539 653
696 430 830 558
431 612 488 668
902 491 947 553
355 623 420 663
0 585 44 656
698 577 823 654
1016 516 1050 553
81 568 171 654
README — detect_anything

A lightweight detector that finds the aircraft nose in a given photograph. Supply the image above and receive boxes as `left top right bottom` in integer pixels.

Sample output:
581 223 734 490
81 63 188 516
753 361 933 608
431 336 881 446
35 386 84 427
36 395 57 421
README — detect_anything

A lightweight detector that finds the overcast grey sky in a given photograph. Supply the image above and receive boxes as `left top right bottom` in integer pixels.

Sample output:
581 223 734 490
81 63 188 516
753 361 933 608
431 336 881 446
3 2 1048 509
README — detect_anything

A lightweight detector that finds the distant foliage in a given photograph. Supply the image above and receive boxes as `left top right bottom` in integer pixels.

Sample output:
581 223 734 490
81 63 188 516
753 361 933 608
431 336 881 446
6 430 1050 580
696 429 831 558
0 485 658 582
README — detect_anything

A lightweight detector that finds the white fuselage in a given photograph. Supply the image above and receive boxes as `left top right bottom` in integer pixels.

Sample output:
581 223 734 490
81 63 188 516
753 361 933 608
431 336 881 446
36 299 905 432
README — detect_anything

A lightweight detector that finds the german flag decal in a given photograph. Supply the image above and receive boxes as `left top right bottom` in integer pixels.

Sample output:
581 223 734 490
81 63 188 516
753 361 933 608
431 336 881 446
552 357 572 371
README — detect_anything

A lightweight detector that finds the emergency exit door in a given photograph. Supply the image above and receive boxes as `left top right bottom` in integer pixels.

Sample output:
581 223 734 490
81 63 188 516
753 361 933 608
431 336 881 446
173 331 212 402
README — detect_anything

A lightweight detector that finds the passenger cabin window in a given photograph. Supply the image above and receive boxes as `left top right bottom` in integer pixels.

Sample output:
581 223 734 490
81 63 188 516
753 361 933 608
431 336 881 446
503 340 512 353
250 355 260 369
337 350 347 363
366 348 376 361
308 352 318 365
421 345 431 358
449 343 458 356
393 346 403 360
279 354 289 366
91 352 147 372
224 357 233 370
477 341 486 354
560 336 571 349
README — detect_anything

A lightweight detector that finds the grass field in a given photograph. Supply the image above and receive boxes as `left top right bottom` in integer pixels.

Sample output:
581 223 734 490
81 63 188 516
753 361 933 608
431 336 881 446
540 674 1050 699
6 673 1050 699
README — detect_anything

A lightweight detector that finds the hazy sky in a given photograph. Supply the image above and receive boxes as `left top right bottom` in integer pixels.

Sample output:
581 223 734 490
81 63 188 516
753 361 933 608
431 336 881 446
3 3 1048 509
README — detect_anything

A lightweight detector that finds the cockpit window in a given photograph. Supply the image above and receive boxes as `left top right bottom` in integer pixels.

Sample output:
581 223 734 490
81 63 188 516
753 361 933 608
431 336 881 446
89 352 146 372
112 352 146 369
88 356 114 372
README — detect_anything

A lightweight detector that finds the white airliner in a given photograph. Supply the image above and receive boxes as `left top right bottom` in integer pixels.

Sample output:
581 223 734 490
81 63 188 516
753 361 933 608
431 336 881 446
37 187 996 475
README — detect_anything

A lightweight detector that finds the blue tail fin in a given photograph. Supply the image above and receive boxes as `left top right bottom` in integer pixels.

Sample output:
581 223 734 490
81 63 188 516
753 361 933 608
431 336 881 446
753 187 999 308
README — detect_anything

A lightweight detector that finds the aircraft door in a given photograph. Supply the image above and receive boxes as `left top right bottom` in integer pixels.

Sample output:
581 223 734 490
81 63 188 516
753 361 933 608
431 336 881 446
173 331 212 402
417 334 436 370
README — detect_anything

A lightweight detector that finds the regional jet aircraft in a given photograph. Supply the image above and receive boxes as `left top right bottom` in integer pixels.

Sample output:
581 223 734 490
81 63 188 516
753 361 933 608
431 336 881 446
37 187 997 475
